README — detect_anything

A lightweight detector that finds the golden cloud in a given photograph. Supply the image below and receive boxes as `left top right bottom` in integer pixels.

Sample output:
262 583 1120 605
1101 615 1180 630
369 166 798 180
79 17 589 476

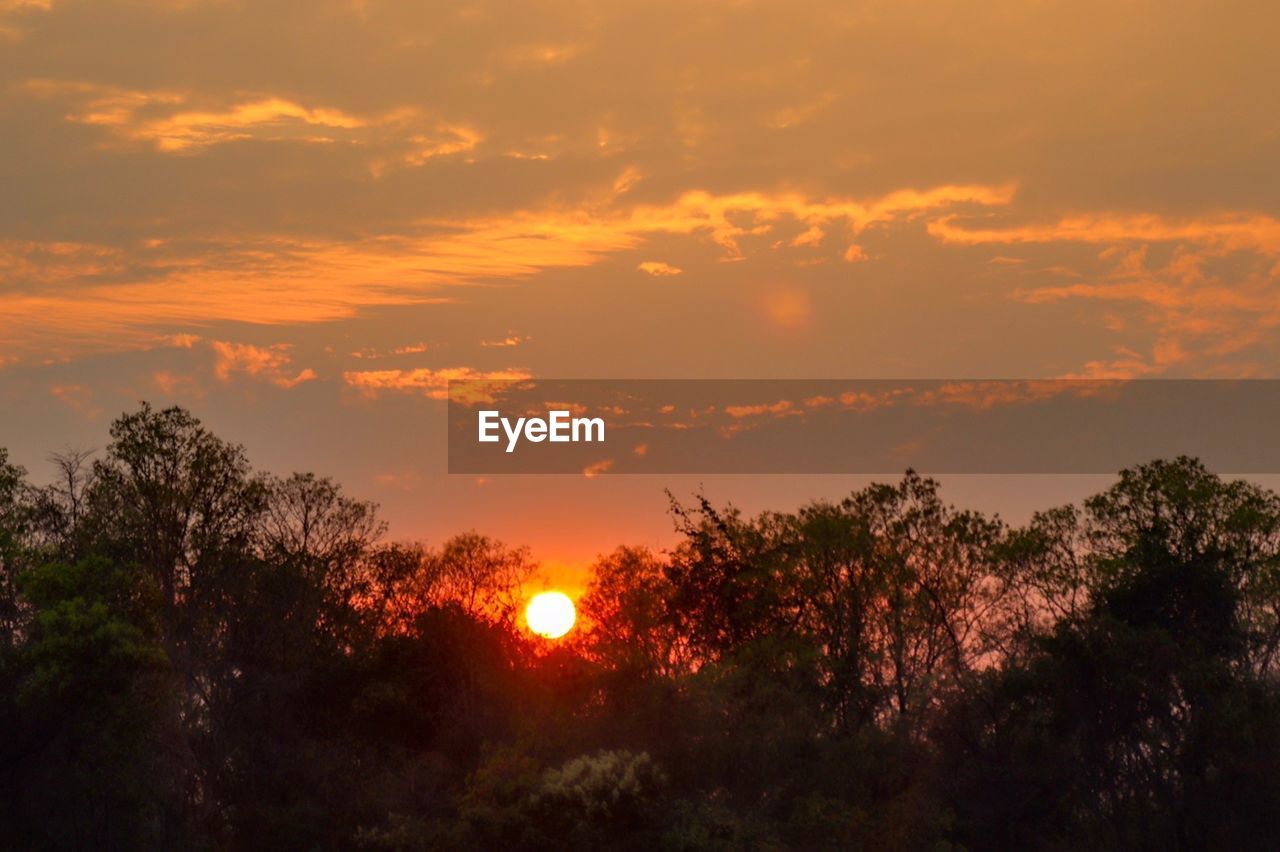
724 400 796 418
210 340 317 388
929 212 1280 255
928 208 1280 377
0 182 1014 359
21 79 481 162
637 261 683 276
342 367 532 400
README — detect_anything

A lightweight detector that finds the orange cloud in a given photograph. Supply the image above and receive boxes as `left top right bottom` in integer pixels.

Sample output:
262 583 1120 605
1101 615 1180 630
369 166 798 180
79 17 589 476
0 182 1014 359
541 400 589 416
152 370 203 397
164 333 202 349
49 382 97 417
929 212 1280 255
927 208 1280 377
22 79 481 163
724 400 796 418
1060 344 1190 380
913 380 1121 410
624 184 1015 258
0 238 125 284
128 97 365 152
582 458 614 478
1013 243 1280 377
342 367 532 400
372 121 484 174
210 340 316 388
637 261 683 276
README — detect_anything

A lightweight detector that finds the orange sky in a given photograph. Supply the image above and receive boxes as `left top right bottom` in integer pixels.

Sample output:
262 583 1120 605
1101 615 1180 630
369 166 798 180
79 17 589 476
2 0 1279 590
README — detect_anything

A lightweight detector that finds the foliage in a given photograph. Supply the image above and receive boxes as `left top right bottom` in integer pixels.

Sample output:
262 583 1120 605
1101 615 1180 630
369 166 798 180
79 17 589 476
2 407 1280 849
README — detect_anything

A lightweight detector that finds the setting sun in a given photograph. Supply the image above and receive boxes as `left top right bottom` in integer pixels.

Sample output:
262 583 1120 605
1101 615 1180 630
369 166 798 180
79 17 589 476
525 591 576 639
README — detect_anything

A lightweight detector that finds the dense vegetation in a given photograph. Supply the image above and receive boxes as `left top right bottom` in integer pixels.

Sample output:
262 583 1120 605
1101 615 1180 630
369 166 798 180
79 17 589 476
3 404 1280 849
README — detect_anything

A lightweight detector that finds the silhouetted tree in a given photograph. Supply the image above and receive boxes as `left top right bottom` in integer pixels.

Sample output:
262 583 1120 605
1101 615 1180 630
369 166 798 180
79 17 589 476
2 410 1279 850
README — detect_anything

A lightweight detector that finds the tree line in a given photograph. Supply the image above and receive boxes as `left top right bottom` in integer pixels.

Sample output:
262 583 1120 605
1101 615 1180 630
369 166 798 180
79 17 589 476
2 403 1279 849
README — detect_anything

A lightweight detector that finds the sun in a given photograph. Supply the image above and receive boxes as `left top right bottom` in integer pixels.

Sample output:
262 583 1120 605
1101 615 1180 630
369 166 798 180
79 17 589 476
525 591 576 639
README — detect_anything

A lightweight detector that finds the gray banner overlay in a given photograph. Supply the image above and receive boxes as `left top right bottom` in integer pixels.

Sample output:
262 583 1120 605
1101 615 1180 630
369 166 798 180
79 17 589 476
447 380 1280 474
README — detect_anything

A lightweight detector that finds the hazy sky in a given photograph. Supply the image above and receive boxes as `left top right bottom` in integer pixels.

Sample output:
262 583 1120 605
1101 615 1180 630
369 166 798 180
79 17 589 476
2 0 1278 587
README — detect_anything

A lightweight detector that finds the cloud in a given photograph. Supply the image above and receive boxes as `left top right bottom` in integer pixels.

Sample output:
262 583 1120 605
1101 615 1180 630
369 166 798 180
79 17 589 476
923 207 1280 377
637 261 682 276
1058 343 1190 380
0 0 49 40
724 400 795 418
3 0 1278 388
210 340 316 388
582 458 614 478
21 79 481 163
351 342 435 359
929 212 1280 255
373 122 484 174
481 335 528 348
164 333 202 349
1013 243 1280 377
0 182 1014 359
914 380 1119 410
119 97 365 152
342 367 532 400
540 400 588 416
0 238 125 285
152 370 202 397
623 184 1015 259
49 382 98 417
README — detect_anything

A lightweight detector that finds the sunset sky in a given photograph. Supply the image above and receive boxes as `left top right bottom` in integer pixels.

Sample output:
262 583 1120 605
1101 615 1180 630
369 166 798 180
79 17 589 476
3 0 1279 589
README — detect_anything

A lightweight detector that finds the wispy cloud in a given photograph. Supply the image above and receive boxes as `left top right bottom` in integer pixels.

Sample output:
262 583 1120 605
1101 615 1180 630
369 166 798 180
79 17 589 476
929 212 1280 254
582 458 614 478
0 183 1015 360
343 367 532 400
49 382 98 417
20 79 481 163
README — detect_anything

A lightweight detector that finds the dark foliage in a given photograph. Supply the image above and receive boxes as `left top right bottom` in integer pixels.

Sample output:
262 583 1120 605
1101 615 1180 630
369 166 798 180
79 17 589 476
2 406 1280 849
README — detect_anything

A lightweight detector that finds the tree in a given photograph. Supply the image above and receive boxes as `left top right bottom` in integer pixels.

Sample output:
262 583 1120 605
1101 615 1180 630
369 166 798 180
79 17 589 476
938 458 1280 850
377 533 538 631
259 471 386 643
578 546 685 679
84 404 265 623
26 448 96 561
816 473 1005 732
0 557 182 849
0 448 32 649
